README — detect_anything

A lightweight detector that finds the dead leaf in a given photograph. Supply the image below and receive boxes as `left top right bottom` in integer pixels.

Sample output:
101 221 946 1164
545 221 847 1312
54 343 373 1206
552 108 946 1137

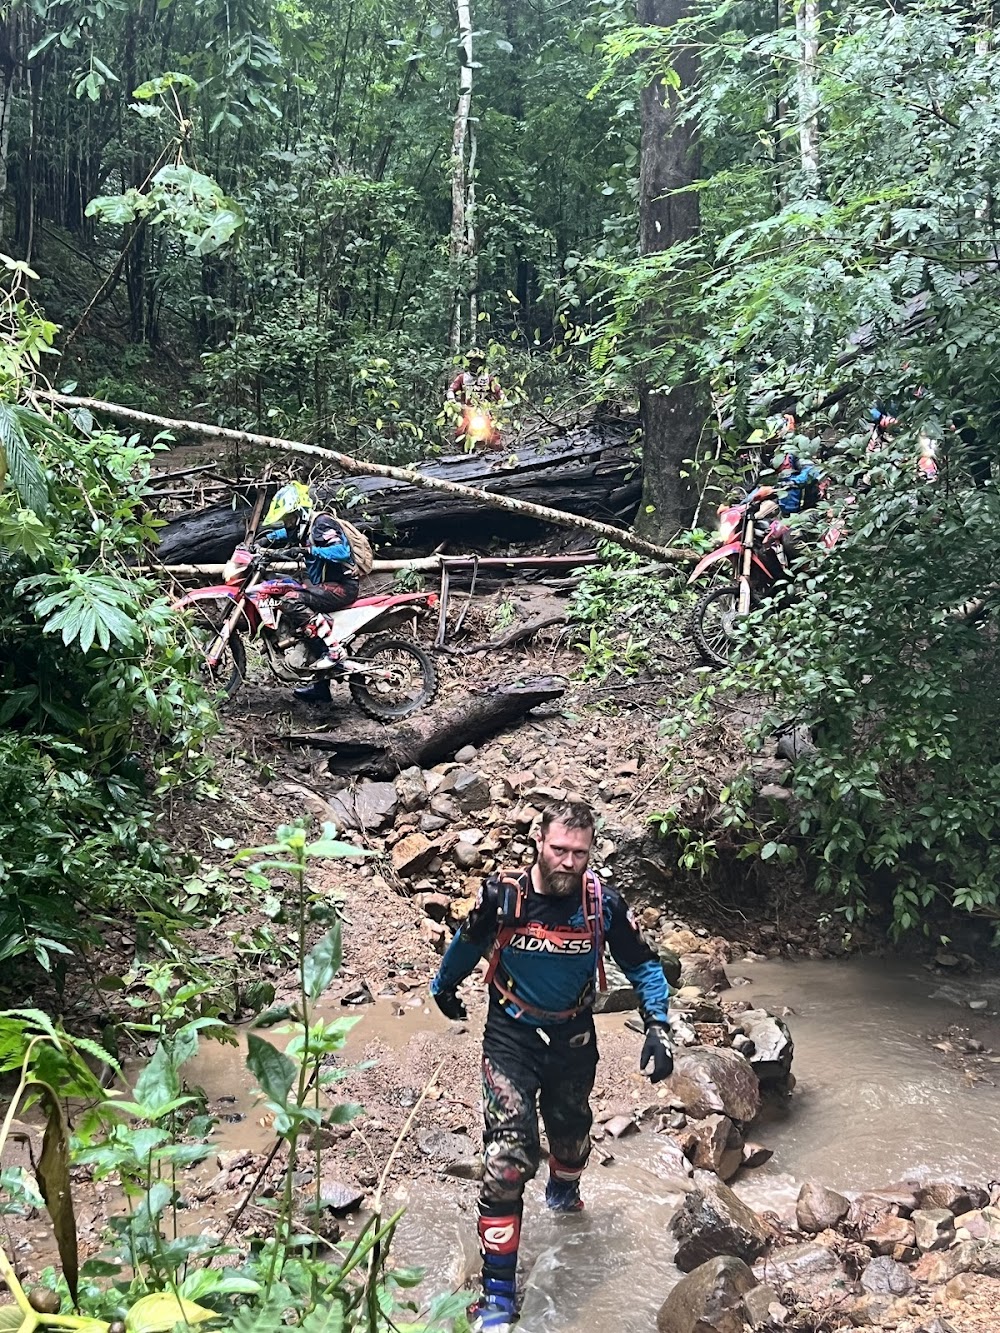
35 1086 78 1307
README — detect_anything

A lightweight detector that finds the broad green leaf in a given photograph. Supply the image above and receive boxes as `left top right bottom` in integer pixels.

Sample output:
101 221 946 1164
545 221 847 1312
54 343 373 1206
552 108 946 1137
246 1034 296 1111
132 1042 180 1118
125 1292 217 1333
302 924 342 1002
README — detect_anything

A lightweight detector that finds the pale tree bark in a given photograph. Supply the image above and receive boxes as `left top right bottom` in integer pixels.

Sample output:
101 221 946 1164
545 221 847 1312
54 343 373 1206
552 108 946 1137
466 120 479 331
449 0 474 353
44 391 695 564
795 0 820 187
636 0 709 543
0 10 18 244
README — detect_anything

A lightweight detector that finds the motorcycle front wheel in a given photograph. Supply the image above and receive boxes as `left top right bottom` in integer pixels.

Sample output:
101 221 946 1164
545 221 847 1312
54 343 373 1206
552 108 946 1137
691 582 752 668
187 600 247 696
348 634 438 721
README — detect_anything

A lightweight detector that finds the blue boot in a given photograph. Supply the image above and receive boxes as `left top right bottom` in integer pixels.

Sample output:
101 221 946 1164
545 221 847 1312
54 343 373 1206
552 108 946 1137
293 678 332 704
468 1274 518 1332
545 1157 584 1213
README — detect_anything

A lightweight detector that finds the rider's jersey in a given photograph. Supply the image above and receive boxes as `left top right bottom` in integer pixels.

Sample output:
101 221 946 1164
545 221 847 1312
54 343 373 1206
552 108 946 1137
259 512 357 585
447 370 502 406
431 870 670 1029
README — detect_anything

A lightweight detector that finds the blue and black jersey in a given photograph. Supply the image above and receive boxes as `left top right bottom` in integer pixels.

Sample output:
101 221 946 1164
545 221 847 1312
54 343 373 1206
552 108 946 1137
431 870 670 1029
259 511 357 585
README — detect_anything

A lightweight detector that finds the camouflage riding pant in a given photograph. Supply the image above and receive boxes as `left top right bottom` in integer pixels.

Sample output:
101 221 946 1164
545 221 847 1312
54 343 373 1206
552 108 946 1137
479 1005 599 1206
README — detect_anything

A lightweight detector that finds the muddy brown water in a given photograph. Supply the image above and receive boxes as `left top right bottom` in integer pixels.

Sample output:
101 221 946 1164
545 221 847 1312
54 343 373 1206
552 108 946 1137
8 956 1000 1329
178 956 1000 1330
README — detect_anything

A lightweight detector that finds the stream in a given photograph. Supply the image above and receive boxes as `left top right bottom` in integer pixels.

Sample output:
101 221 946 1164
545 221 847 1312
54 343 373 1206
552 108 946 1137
174 954 1000 1330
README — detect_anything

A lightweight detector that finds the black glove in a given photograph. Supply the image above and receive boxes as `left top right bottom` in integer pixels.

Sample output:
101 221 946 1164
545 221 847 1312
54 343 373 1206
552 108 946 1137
433 988 467 1021
640 1023 674 1083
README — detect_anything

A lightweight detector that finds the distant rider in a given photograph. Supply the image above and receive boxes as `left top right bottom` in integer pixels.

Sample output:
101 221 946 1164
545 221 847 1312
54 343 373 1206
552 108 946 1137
430 801 673 1332
256 482 360 705
446 347 504 449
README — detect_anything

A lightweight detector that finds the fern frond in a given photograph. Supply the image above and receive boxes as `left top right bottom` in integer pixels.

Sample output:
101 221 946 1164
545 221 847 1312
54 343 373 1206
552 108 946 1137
0 403 48 518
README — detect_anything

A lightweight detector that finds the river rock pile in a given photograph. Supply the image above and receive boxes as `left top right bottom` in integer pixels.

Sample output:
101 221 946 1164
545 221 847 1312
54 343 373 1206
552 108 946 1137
659 1175 1000 1331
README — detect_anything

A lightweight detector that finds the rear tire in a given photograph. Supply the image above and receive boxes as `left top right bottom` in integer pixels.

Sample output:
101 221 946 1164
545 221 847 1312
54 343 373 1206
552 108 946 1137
691 582 749 668
348 634 438 721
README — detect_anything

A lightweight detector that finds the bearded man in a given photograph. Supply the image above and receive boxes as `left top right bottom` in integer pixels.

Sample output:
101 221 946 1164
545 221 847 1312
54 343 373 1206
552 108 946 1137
430 800 673 1331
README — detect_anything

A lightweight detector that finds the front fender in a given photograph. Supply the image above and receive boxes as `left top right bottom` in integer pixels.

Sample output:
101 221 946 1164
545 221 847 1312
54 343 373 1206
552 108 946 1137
688 543 741 584
173 585 260 633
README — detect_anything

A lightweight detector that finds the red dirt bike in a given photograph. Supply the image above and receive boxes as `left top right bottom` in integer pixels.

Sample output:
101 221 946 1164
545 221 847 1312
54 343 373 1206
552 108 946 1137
174 545 439 720
458 405 501 451
687 487 842 668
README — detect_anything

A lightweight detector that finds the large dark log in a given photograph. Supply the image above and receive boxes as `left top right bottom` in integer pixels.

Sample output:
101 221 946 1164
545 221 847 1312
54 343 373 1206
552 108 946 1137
157 423 641 566
285 675 567 778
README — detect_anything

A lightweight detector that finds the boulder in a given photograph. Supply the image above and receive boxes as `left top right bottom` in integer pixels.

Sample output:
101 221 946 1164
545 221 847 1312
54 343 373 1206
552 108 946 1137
915 1182 988 1215
737 1009 795 1083
317 1178 365 1214
454 744 478 763
670 1170 770 1272
429 793 462 822
653 1140 695 1184
796 1182 851 1234
961 1241 1000 1278
419 812 448 834
441 767 492 812
912 1208 955 1252
863 1215 915 1255
956 1206 1000 1242
665 1046 762 1124
912 1240 979 1284
687 1115 735 1174
662 928 703 956
678 953 729 993
755 1241 851 1302
395 766 429 812
415 892 452 921
392 833 438 878
742 1284 787 1329
742 1143 774 1170
861 1256 915 1297
352 781 398 831
453 842 482 871
656 1256 758 1333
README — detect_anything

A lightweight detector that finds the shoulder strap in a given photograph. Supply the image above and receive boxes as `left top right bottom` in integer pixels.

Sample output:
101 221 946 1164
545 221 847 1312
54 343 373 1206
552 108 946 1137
484 871 528 987
584 870 607 993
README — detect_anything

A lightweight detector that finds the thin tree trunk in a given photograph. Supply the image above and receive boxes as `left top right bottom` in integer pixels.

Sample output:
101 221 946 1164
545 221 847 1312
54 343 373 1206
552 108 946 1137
466 120 478 330
43 392 694 564
796 0 820 186
636 0 709 542
449 0 474 353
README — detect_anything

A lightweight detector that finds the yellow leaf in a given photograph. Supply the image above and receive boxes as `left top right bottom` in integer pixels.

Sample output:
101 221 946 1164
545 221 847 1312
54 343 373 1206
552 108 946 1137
125 1294 217 1333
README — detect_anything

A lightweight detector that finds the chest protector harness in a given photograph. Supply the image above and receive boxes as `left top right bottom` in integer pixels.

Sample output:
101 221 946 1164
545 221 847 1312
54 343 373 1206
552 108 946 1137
483 869 608 1022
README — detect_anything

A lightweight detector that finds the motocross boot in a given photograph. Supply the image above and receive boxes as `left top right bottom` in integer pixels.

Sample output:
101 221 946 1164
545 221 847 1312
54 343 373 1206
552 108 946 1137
469 1205 520 1331
293 678 332 704
544 1156 585 1213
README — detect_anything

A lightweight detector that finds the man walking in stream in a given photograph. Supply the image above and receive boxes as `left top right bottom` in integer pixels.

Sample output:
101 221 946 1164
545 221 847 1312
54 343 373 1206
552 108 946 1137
430 800 674 1332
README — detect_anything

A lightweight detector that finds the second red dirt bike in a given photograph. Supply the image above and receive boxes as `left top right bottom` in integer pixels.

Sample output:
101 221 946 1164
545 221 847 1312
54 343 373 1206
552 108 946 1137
175 545 439 720
687 487 842 668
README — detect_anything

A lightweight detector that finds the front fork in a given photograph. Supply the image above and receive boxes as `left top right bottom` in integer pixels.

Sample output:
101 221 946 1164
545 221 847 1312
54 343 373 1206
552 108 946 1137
204 575 259 668
738 522 754 615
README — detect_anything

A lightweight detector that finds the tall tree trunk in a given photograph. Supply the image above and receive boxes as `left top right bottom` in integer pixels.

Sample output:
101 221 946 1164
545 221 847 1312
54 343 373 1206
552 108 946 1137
636 0 708 542
796 0 820 186
0 11 17 245
449 0 473 353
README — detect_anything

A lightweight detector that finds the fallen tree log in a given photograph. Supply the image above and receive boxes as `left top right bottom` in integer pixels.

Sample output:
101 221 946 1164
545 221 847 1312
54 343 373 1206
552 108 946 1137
44 394 692 566
283 674 567 777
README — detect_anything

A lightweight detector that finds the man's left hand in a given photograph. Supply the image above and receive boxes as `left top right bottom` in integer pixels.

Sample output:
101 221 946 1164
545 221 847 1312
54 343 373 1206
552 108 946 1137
640 1023 673 1083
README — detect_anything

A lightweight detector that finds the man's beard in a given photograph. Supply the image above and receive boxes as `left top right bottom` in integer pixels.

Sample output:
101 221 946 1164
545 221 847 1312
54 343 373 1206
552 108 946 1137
539 863 582 897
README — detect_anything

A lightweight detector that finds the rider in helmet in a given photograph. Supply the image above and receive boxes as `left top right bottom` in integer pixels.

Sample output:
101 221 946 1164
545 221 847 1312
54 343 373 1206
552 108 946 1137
256 482 361 704
446 347 503 449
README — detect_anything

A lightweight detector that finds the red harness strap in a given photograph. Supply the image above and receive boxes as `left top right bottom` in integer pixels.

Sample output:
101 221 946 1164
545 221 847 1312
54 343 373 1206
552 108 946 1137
484 869 607 1021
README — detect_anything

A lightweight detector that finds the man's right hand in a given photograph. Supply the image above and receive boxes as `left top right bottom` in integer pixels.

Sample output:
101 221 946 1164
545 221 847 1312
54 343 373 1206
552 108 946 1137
433 988 467 1021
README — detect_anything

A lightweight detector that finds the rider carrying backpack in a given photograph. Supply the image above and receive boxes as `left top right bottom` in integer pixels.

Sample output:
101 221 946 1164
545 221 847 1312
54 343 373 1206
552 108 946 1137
431 800 673 1333
256 482 369 704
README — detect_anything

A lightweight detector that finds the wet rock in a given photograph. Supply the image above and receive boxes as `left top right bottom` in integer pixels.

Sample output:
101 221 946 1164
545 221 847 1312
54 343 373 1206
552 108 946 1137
755 1241 850 1301
429 793 462 822
653 1140 695 1184
665 1046 762 1124
317 1179 365 1214
659 948 683 988
593 959 638 1015
861 1256 915 1297
915 1181 988 1215
416 1128 471 1163
353 781 398 831
453 842 482 871
604 1115 638 1140
742 1143 773 1170
848 1189 918 1230
392 832 438 878
912 1207 955 1252
395 766 429 812
656 1256 758 1333
742 1284 787 1329
687 1115 733 1174
663 928 703 957
679 953 729 993
737 1009 795 1083
796 1182 851 1233
442 1159 483 1181
863 1215 915 1255
670 1170 770 1272
441 767 492 812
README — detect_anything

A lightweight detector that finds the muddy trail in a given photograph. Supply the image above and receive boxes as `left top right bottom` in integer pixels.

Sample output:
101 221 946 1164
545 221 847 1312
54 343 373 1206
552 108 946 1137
5 597 1000 1331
